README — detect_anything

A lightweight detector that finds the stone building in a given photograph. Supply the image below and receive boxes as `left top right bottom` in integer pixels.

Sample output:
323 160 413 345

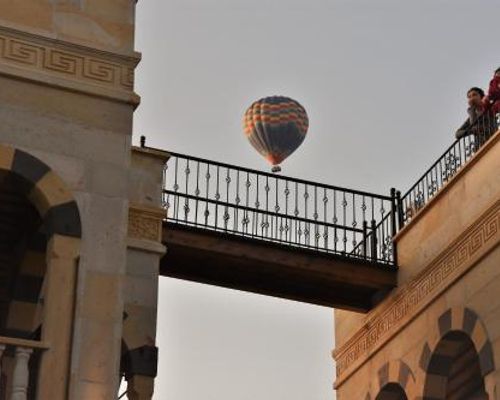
0 2 164 399
0 2 499 400
333 130 500 399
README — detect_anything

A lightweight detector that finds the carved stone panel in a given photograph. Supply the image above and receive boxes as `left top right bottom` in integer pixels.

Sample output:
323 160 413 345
128 204 166 243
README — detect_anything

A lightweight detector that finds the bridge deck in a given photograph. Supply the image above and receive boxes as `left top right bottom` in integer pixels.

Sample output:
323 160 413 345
161 222 397 312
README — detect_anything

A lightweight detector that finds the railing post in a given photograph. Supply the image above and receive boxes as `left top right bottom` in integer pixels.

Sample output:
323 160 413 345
391 188 398 264
370 219 377 261
390 188 399 266
390 188 397 236
396 190 404 230
362 221 368 259
11 346 33 400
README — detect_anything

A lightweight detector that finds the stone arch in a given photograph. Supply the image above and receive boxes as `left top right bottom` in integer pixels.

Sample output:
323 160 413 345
0 144 82 398
366 360 417 400
0 145 82 333
419 307 495 400
0 145 81 239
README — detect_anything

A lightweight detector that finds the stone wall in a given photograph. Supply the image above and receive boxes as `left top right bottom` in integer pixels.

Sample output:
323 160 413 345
0 0 136 54
333 132 500 399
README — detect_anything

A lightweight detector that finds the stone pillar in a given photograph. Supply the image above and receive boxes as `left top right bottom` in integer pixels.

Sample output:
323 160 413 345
37 235 79 400
121 146 170 400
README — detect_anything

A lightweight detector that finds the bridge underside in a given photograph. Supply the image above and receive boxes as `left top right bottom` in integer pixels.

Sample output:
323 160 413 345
160 222 397 312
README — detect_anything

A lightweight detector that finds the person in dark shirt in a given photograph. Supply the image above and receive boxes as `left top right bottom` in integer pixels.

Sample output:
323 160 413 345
455 87 493 140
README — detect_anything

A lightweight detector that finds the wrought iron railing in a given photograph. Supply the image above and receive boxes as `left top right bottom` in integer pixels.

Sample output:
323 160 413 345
162 151 400 266
155 109 499 269
401 110 499 223
352 110 499 259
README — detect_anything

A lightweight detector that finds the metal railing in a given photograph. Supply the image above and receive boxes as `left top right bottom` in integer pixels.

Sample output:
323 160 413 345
156 109 499 269
352 110 499 258
401 111 499 223
162 151 400 266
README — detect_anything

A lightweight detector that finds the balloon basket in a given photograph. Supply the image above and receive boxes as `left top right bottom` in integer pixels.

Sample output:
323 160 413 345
271 165 282 173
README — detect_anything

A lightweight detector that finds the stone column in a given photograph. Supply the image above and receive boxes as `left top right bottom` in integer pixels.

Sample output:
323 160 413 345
36 235 79 400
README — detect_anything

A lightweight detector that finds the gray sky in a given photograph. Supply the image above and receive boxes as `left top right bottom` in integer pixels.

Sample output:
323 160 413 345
129 1 499 398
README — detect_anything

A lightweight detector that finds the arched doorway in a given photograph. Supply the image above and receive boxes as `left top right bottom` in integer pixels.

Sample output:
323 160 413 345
424 331 488 399
0 168 48 399
375 383 408 400
0 145 82 399
0 168 46 339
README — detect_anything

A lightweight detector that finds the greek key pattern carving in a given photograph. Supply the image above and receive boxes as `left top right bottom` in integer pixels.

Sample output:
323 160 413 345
0 29 136 92
335 200 500 384
128 206 165 242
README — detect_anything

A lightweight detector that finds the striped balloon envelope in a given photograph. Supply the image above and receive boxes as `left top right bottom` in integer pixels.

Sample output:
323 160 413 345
243 96 309 172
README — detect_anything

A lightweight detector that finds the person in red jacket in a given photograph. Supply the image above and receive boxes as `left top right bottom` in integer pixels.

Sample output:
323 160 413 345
486 67 500 115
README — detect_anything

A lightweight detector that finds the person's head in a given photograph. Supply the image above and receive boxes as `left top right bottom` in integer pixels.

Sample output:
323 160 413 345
495 67 500 78
467 87 485 107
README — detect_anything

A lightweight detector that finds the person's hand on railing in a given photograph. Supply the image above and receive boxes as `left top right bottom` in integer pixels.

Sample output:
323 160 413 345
455 118 471 139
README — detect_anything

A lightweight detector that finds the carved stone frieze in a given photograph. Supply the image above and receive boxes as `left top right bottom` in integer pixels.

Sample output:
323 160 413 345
0 25 140 105
334 200 500 387
128 204 166 243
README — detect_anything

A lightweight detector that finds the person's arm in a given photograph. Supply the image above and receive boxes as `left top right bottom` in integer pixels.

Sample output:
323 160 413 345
455 119 471 139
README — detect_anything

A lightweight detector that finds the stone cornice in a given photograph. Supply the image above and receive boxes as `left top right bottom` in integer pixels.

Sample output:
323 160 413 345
0 24 141 107
127 238 166 255
131 146 171 163
333 199 500 388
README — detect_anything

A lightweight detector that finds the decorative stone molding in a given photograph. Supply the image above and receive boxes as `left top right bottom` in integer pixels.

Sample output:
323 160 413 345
0 25 140 106
128 204 166 243
334 200 500 388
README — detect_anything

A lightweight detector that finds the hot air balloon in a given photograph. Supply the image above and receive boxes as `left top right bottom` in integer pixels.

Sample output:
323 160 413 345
243 96 309 173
